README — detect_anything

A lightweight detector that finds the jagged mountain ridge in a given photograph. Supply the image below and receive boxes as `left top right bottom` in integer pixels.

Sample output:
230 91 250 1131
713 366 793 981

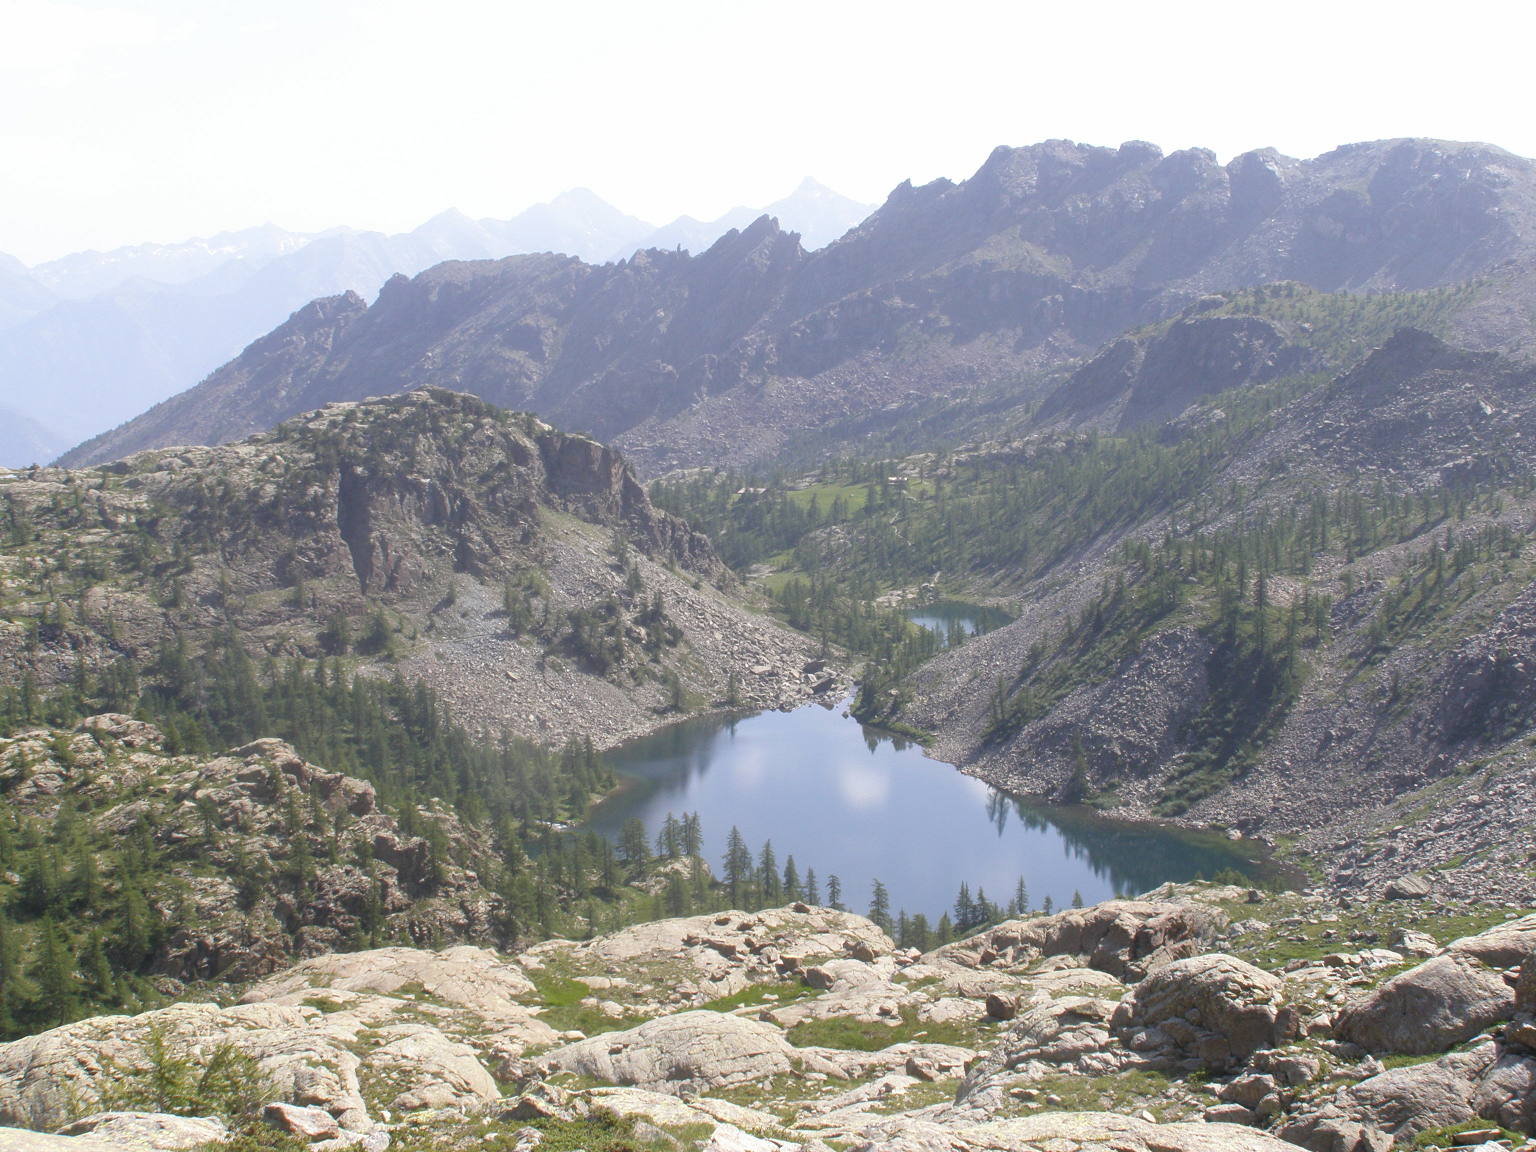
0 193 656 462
64 136 1536 474
1 389 833 749
613 177 875 260
3 183 871 465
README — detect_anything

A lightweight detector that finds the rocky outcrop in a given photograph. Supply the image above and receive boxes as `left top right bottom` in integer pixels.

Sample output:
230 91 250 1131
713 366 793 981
64 138 1536 475
1 390 839 753
0 719 505 981
843 1111 1300 1151
0 940 567 1135
1446 913 1536 967
1036 311 1307 433
922 900 1227 981
0 1002 372 1133
241 945 537 1012
540 1012 796 1094
1334 954 1514 1054
1111 953 1294 1071
54 1112 229 1150
521 903 895 1011
1283 1040 1536 1149
4 891 1535 1152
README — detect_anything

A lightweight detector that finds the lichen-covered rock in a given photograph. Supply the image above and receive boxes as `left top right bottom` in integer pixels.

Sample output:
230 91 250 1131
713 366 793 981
583 1086 781 1133
355 1024 501 1110
1334 954 1512 1054
540 1011 795 1094
1446 913 1536 968
924 900 1226 981
958 994 1122 1108
55 1112 229 1149
1111 953 1293 1070
842 1110 1301 1151
1282 1044 1496 1148
0 1129 136 1152
1518 953 1536 1015
241 945 535 1012
523 904 894 1009
0 1002 370 1133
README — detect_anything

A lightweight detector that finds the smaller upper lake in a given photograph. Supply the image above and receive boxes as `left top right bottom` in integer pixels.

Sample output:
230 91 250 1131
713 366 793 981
588 702 1274 923
905 600 1013 647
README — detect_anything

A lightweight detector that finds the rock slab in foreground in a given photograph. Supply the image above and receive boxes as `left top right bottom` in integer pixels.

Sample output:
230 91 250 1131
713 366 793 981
845 1110 1301 1151
541 1011 795 1094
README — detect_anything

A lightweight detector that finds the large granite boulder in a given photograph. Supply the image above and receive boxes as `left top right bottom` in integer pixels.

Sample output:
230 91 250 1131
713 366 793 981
521 904 895 1010
1334 954 1513 1054
54 1112 229 1149
842 1110 1301 1151
0 1003 369 1133
1112 953 1293 1070
924 900 1226 981
540 1011 796 1094
1446 913 1536 968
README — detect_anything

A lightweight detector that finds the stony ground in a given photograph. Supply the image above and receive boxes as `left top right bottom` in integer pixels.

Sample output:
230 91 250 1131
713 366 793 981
4 884 1536 1151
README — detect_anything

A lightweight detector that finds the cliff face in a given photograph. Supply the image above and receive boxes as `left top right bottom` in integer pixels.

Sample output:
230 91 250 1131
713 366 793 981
1 389 835 748
60 138 1536 474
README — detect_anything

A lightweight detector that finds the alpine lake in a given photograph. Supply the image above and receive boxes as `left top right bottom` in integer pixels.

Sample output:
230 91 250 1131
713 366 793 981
587 604 1281 921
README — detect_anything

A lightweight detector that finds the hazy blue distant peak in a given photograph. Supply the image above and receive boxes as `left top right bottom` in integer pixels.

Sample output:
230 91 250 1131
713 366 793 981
33 223 315 299
614 179 874 260
0 404 65 469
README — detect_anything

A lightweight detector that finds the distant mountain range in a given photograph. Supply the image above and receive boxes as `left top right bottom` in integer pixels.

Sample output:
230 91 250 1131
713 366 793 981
62 137 1536 475
0 182 873 465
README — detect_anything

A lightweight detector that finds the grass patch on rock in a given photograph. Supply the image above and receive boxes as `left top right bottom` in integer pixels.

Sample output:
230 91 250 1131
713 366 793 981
786 1006 994 1051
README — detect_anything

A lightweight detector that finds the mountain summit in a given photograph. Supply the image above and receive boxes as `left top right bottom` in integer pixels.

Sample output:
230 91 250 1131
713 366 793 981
62 137 1536 474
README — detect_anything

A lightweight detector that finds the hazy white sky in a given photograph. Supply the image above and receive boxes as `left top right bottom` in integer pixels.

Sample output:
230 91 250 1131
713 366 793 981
2 0 1531 264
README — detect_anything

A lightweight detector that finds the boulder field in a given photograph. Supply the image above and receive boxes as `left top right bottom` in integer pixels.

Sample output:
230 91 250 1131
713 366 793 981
2 888 1535 1151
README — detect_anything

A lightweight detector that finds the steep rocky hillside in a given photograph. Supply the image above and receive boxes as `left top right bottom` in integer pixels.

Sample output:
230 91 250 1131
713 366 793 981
3 888 1534 1151
61 138 1536 473
0 714 509 1026
0 388 835 750
876 329 1536 904
647 312 1536 907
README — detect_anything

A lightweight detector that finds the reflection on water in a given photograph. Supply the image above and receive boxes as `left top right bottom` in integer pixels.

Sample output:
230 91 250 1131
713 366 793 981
905 600 1014 647
587 703 1273 921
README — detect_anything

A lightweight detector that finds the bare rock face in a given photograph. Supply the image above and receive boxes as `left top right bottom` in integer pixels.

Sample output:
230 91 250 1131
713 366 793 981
0 943 551 1134
956 994 1123 1109
0 1129 139 1152
55 1112 229 1149
842 1110 1301 1151
71 138 1536 478
927 901 1227 982
522 903 895 1010
261 1103 340 1140
1334 954 1513 1054
1281 1042 1530 1149
540 1011 795 1095
1111 953 1293 1071
241 945 537 1012
1518 953 1536 1015
1036 313 1307 433
0 1002 370 1133
1445 912 1536 967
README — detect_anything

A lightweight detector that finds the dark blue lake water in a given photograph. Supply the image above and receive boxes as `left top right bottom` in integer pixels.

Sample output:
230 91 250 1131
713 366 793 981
905 599 1014 646
588 702 1268 923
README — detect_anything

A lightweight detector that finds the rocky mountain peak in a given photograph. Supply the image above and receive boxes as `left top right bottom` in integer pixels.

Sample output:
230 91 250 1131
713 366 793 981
55 136 1536 475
